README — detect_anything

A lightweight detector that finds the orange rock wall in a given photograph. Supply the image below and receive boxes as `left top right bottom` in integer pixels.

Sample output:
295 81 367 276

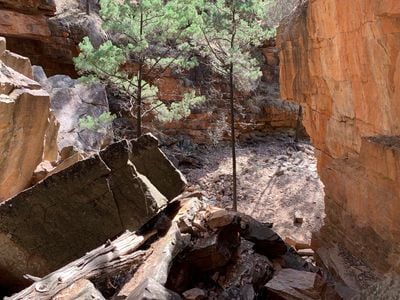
0 37 58 201
0 0 105 77
277 0 400 274
161 43 299 143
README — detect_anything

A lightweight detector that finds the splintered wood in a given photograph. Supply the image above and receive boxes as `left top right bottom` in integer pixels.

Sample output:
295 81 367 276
7 229 155 300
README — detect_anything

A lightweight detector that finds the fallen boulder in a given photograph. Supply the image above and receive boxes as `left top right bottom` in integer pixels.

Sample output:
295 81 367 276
0 36 58 201
264 268 325 300
0 135 186 292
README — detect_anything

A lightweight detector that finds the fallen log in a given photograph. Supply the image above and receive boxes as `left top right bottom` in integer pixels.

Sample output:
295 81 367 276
117 198 204 299
7 230 156 300
52 279 106 300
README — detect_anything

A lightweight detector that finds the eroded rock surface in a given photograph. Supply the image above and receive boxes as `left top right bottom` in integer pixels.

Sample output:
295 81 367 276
34 67 113 153
277 0 400 277
0 37 57 201
264 268 324 300
0 134 185 292
0 0 105 77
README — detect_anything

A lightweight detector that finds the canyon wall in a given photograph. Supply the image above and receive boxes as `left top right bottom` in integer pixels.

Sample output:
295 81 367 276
161 41 300 144
0 0 301 144
0 37 58 201
278 0 400 276
0 0 105 77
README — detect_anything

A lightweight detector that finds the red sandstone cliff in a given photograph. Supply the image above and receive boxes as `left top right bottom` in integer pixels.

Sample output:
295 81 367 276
278 0 400 277
0 0 105 77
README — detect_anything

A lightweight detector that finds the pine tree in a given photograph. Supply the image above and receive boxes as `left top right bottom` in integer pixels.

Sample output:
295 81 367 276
74 0 204 138
194 0 275 211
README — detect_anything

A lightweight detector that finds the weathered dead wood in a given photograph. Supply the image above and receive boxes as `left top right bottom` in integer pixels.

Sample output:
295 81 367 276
117 198 204 299
52 279 105 300
127 278 181 300
7 230 156 300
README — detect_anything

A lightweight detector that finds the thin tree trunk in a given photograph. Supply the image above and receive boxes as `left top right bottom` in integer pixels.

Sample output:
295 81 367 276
137 64 143 138
229 62 237 212
136 8 144 138
230 2 238 212
86 0 90 15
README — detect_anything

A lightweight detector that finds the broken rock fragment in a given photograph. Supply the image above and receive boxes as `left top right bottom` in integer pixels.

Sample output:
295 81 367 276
185 224 241 272
264 268 325 300
240 215 287 258
182 288 206 300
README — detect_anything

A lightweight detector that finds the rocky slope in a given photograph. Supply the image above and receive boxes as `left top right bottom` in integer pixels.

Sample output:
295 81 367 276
277 0 400 280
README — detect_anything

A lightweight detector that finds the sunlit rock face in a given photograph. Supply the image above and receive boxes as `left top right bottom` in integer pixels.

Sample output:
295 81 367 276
277 0 400 275
0 0 105 77
0 37 58 201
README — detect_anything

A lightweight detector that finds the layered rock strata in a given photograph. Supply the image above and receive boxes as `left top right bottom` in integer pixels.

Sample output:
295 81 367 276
0 0 105 77
277 0 400 277
0 37 57 201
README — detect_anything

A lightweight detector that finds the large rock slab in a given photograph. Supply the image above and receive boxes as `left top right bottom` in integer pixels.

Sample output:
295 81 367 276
1 49 32 78
130 134 187 200
0 37 58 201
0 136 184 291
277 0 400 275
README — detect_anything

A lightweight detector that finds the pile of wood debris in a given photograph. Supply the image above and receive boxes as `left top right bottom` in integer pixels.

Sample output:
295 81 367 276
8 193 340 300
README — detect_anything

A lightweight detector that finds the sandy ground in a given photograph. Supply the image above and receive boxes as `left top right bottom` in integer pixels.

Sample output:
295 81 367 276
167 133 325 245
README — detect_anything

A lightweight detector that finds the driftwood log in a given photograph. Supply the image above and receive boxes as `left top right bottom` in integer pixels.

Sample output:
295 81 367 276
7 230 156 300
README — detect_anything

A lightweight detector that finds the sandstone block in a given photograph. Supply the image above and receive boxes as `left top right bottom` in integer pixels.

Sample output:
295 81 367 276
0 138 172 290
1 50 32 78
130 133 187 200
0 47 57 201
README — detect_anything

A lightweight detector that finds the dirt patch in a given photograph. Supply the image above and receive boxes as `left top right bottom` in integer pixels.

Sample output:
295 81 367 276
166 133 325 245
